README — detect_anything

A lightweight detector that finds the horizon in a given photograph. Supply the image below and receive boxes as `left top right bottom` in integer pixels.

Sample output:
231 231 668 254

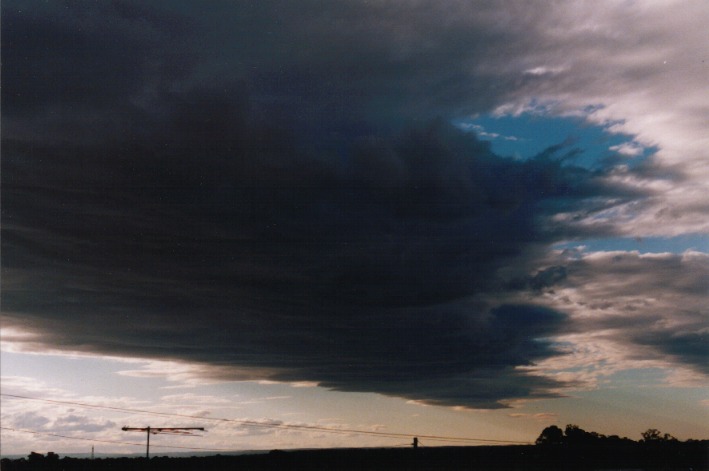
2 0 708 456
3 429 708 461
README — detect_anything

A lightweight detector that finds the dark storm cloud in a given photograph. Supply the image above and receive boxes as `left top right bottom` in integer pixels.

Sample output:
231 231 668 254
0 1 673 407
177 1 516 126
2 1 193 144
2 3 186 109
2 0 533 140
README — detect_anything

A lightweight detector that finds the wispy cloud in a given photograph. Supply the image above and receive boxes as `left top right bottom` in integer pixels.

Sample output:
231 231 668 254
519 250 708 388
508 412 558 421
455 122 521 142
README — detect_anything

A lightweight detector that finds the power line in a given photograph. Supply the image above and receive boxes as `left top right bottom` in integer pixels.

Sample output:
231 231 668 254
0 426 235 453
1 393 530 445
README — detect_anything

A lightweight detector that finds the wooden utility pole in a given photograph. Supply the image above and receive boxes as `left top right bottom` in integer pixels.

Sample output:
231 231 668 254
121 426 205 458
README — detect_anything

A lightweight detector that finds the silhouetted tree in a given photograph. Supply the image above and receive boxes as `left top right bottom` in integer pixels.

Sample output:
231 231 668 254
535 425 565 445
605 434 634 445
536 424 621 447
564 424 596 445
24 452 61 471
641 428 677 442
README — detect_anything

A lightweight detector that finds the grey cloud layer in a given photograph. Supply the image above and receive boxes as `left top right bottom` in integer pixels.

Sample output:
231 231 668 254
540 251 709 376
2 1 705 407
10 411 116 434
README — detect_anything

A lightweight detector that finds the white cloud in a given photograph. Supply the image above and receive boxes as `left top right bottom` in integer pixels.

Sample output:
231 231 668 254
609 142 646 157
523 66 566 76
0 375 68 398
455 122 520 142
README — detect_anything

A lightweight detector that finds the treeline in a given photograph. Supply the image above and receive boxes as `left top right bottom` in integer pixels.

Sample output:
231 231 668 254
530 424 708 470
535 423 701 446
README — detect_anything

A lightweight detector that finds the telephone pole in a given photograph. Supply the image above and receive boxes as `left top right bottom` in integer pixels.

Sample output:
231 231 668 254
121 426 205 458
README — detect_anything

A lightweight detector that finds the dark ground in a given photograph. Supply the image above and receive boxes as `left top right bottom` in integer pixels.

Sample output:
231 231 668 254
2 442 707 471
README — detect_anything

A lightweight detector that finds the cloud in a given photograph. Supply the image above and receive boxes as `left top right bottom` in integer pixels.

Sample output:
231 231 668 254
11 411 52 430
455 123 521 142
2 90 639 407
524 250 708 387
1 1 194 144
508 412 558 421
2 0 707 409
52 414 117 433
609 142 646 157
0 375 76 403
492 1 709 235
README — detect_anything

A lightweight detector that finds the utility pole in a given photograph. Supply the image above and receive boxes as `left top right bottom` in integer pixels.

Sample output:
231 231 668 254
121 426 205 458
412 437 418 449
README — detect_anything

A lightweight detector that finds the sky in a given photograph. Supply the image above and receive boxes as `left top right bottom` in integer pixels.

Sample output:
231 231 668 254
1 0 708 456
